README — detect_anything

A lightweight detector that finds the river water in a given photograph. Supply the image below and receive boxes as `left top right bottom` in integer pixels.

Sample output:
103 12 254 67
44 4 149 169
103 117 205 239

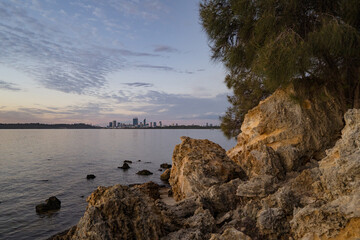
0 129 236 240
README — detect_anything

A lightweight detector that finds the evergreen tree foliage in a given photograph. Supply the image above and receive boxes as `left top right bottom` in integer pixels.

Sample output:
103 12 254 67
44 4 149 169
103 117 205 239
200 0 360 138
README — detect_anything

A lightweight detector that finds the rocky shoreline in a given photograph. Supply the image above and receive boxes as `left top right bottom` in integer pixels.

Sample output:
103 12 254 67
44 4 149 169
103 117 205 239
49 86 359 240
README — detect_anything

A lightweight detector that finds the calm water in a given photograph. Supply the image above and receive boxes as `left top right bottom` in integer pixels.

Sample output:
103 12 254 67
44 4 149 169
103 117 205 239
0 129 235 240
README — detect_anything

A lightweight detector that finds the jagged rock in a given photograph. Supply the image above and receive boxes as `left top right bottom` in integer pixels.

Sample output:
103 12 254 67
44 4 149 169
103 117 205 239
200 178 243 216
86 174 96 179
133 181 161 200
118 162 130 169
210 227 252 240
257 208 288 237
236 175 278 198
289 109 360 239
160 163 172 169
137 170 153 175
65 183 164 240
161 207 215 240
36 196 61 213
227 84 343 175
170 136 247 201
124 160 132 164
160 169 171 181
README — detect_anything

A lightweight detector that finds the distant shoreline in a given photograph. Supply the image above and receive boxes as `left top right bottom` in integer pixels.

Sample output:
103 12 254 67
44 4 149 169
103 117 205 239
0 123 220 130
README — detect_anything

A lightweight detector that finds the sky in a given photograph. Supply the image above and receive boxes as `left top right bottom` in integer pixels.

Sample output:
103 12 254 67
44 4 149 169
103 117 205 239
0 0 230 126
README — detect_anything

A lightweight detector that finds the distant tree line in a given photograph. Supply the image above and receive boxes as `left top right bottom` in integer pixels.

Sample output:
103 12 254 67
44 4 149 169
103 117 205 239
0 123 101 129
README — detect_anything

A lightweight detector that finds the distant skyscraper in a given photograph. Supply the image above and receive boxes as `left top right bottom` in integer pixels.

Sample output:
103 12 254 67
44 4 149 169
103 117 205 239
153 122 157 127
109 122 113 128
143 118 146 126
113 120 116 128
159 121 162 127
133 117 138 126
150 122 153 127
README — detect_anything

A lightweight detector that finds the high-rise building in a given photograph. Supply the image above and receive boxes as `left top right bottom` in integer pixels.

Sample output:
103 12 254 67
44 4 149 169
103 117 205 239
113 120 117 128
133 117 138 126
109 122 113 128
150 122 153 128
159 121 162 127
153 122 157 127
143 118 146 126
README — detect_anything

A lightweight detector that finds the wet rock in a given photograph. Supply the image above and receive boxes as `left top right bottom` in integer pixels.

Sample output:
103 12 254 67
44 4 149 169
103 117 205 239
86 174 96 179
158 168 163 171
160 169 171 181
118 162 130 170
137 170 153 175
124 160 132 164
138 159 141 162
170 137 247 201
36 196 61 213
160 163 172 169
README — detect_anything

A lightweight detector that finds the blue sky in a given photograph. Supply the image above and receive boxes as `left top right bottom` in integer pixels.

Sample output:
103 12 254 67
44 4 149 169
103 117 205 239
0 0 229 126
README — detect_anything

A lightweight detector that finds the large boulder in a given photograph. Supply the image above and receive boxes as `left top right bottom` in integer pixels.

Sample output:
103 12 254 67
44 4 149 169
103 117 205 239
65 183 165 240
169 137 247 201
227 84 344 175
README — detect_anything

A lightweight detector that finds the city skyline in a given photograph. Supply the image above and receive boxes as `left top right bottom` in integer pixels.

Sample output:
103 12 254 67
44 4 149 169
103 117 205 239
0 1 230 126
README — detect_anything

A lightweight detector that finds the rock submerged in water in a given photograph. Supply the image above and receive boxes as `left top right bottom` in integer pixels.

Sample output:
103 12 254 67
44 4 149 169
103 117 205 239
118 162 130 170
36 196 61 213
86 174 96 179
124 160 132 164
136 170 153 175
160 163 172 169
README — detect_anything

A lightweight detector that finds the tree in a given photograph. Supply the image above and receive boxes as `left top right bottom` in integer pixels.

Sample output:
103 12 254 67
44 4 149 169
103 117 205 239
200 0 360 138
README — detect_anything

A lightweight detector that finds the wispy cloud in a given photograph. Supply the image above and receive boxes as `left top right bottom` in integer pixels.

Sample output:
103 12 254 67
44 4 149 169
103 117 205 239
0 1 159 95
153 45 179 53
0 80 21 91
123 82 154 87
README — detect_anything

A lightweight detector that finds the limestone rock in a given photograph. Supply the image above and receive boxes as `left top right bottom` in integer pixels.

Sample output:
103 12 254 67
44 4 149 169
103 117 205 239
169 137 247 201
160 169 171 181
236 175 278 198
68 183 164 240
210 227 252 240
227 84 343 175
290 109 360 239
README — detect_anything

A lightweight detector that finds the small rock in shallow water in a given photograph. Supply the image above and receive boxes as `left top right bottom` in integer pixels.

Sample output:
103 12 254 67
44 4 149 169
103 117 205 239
36 196 61 213
136 170 153 175
138 159 141 162
124 160 132 164
160 163 172 169
158 168 163 171
118 162 130 170
160 169 171 181
86 174 96 179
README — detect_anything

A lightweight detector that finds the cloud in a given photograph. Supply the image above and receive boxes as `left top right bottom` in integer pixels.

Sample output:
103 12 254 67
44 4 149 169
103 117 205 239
123 82 154 88
153 45 179 53
136 64 175 71
0 1 159 94
0 80 21 91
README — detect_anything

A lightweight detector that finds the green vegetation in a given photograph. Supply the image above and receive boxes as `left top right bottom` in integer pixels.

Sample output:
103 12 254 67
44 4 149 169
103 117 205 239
200 0 360 138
